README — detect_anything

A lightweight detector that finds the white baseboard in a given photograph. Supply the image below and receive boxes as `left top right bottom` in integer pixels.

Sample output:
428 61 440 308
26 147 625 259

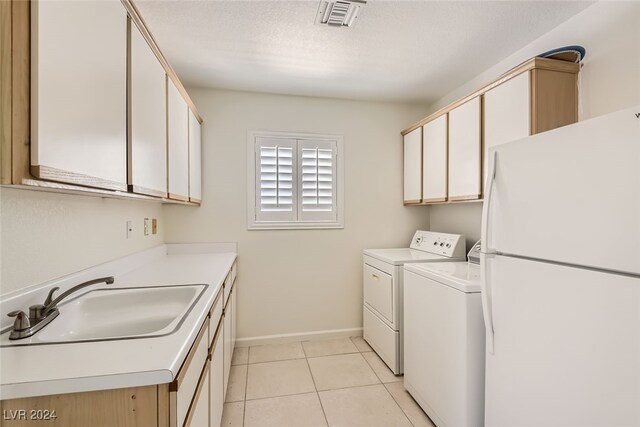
235 327 363 348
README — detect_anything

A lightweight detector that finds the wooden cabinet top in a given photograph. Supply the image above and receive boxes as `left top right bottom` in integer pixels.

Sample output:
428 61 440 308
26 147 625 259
402 57 580 136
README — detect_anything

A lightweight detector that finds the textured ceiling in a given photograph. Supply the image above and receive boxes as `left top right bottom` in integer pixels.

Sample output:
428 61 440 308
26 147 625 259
135 0 594 104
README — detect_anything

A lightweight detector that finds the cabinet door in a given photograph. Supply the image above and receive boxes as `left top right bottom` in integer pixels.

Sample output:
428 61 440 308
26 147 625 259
231 282 237 351
184 361 210 427
189 110 202 202
483 72 530 187
129 21 167 197
448 97 481 200
223 294 232 398
210 326 224 427
403 127 422 204
31 0 127 191
167 79 189 201
422 115 448 202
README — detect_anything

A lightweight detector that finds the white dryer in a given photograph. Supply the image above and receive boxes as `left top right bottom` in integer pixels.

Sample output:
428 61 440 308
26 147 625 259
362 231 465 375
403 258 485 427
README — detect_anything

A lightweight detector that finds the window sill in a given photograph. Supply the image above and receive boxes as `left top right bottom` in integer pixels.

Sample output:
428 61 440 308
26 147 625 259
248 221 344 230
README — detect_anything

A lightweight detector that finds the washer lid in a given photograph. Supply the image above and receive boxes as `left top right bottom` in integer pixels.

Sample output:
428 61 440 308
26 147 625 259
363 248 465 265
404 262 481 293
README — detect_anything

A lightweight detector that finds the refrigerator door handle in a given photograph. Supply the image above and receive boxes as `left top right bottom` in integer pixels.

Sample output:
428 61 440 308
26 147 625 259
481 150 498 254
481 150 497 355
481 253 496 354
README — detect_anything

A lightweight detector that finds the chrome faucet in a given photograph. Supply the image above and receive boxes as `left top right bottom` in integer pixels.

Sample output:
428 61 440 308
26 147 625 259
7 276 114 340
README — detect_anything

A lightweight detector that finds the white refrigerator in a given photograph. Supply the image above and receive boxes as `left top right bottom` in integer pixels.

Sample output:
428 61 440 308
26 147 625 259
480 106 640 427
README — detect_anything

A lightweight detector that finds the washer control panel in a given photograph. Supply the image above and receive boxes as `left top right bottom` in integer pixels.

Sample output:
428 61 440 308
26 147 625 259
410 230 466 258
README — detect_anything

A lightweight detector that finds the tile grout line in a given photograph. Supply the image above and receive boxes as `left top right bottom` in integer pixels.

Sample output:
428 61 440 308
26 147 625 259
361 351 386 384
382 382 418 427
303 343 331 427
246 355 306 365
243 390 319 403
242 347 251 427
350 335 373 354
313 381 384 394
349 336 363 353
238 339 394 426
354 338 417 426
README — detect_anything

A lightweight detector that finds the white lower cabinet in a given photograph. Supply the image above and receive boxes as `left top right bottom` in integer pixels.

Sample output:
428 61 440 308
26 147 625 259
231 282 237 351
185 361 210 427
210 324 224 427
223 287 233 399
174 263 236 427
210 262 237 426
171 261 237 427
170 322 209 427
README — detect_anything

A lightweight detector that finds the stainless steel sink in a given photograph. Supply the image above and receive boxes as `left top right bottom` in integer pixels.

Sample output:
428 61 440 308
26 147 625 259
0 284 207 346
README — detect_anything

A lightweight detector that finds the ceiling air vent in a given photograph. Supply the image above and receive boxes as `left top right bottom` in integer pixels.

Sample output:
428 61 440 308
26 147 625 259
315 0 366 28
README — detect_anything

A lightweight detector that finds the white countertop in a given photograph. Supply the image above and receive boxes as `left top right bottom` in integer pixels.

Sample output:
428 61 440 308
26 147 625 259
0 244 236 400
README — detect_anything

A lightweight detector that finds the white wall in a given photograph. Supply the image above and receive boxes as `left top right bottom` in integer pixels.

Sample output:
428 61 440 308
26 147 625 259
163 89 429 341
429 1 640 242
0 188 164 295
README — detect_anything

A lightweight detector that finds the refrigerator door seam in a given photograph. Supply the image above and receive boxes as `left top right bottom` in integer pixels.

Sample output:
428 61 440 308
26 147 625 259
498 252 640 279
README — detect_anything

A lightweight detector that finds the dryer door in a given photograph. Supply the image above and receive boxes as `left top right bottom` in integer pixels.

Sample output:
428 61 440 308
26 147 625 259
363 263 394 324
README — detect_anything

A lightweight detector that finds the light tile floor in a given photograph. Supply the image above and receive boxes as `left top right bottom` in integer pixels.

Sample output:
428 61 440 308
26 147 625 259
221 337 435 427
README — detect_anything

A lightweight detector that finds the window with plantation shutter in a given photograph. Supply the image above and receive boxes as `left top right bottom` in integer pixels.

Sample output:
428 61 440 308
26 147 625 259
248 131 344 229
256 138 296 222
299 140 336 221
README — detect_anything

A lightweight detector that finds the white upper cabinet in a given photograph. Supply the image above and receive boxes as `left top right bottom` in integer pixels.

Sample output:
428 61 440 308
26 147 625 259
189 110 202 202
448 97 481 200
31 0 127 190
129 21 167 197
483 72 531 187
400 58 578 206
167 79 189 201
422 115 448 202
403 127 422 204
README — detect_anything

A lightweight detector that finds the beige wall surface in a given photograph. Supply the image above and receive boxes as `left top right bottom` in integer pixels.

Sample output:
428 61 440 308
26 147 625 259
0 188 164 295
163 89 429 341
429 1 640 242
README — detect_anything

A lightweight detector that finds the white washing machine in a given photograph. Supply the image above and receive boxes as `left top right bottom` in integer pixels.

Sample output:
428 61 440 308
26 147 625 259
403 249 485 427
363 231 465 375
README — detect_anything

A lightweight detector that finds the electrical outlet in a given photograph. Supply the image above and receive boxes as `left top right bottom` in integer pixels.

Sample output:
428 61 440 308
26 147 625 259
143 218 150 236
126 220 133 239
152 218 158 235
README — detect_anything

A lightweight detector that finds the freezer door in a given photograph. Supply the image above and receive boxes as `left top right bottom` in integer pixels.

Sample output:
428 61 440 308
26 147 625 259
483 106 640 275
484 254 640 427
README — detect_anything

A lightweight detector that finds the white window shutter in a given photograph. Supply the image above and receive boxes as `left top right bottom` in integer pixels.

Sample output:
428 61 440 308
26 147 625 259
248 131 343 229
298 139 337 222
255 137 296 222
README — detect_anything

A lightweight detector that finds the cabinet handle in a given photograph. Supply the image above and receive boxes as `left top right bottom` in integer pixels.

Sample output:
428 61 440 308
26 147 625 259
371 274 379 280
